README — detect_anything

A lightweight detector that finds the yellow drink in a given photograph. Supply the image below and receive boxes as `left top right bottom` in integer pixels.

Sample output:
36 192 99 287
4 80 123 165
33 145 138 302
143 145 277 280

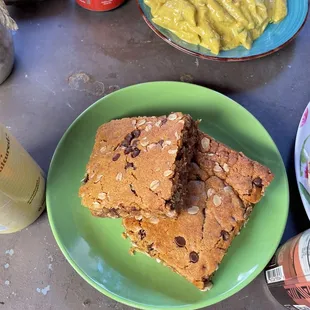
0 124 45 233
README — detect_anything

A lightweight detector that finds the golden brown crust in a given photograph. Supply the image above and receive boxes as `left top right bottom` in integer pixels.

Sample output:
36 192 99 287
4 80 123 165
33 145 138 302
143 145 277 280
79 113 198 219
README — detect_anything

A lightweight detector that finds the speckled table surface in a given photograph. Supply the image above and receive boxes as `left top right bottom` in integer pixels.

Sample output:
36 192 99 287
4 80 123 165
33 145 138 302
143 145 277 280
0 1 309 309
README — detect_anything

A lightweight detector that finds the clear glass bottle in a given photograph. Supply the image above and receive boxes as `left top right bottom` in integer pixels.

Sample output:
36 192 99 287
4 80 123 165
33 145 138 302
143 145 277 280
0 23 14 84
0 124 46 233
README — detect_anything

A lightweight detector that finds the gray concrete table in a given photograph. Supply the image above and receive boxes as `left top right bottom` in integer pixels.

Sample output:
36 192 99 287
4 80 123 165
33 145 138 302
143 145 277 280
0 1 309 309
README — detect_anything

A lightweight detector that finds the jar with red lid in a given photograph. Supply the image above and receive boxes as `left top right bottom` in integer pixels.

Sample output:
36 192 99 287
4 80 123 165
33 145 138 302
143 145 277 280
76 0 125 11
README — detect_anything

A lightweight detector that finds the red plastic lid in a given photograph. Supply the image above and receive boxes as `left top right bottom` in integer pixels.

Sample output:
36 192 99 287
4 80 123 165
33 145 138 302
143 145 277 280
76 0 125 12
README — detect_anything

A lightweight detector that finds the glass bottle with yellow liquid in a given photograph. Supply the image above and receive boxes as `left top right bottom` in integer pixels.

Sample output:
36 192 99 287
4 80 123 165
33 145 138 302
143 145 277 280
0 124 46 233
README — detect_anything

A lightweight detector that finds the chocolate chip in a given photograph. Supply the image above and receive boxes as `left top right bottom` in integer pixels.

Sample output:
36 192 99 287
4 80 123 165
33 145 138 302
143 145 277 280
202 276 209 283
125 133 133 143
113 143 120 151
81 173 89 185
131 148 140 158
132 129 140 138
161 118 168 126
174 236 186 247
112 153 120 161
253 177 263 187
138 229 146 240
176 151 182 161
124 146 133 155
189 251 199 263
108 208 119 217
158 139 164 146
125 162 135 170
147 243 154 252
130 184 138 196
221 230 230 241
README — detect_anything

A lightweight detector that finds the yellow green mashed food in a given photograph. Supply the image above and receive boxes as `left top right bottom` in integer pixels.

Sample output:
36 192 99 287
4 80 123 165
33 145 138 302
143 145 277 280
146 0 287 54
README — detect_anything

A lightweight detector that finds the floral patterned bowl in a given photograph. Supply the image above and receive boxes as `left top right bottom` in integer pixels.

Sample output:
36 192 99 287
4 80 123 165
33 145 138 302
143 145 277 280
295 102 310 220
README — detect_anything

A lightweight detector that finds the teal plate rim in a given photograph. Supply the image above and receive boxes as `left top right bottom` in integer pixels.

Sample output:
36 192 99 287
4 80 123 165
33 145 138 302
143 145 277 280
137 0 309 62
47 82 289 309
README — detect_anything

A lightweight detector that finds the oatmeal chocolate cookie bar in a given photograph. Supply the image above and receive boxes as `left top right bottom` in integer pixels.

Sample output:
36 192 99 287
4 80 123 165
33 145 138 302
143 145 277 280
123 173 248 290
122 133 274 290
195 131 274 205
79 112 198 219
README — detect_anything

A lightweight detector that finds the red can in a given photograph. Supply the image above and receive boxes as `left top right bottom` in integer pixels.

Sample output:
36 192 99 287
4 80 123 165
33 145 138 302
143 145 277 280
76 0 125 11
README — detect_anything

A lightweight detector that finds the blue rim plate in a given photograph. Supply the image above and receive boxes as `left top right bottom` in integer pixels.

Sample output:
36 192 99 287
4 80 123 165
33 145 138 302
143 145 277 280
137 0 309 61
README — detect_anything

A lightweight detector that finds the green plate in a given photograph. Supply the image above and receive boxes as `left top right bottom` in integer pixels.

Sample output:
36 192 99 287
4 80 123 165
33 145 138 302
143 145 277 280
47 82 289 309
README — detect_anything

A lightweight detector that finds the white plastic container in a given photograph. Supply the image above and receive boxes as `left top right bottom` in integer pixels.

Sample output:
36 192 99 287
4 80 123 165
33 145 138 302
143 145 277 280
0 124 46 233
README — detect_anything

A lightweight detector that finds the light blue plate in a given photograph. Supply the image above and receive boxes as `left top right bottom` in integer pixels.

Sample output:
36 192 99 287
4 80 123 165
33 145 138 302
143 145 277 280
137 0 309 61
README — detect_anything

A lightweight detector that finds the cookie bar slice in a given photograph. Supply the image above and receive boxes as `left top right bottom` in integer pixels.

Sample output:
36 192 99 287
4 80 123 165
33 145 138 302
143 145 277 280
79 112 198 219
195 131 274 205
123 133 274 290
123 174 249 290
